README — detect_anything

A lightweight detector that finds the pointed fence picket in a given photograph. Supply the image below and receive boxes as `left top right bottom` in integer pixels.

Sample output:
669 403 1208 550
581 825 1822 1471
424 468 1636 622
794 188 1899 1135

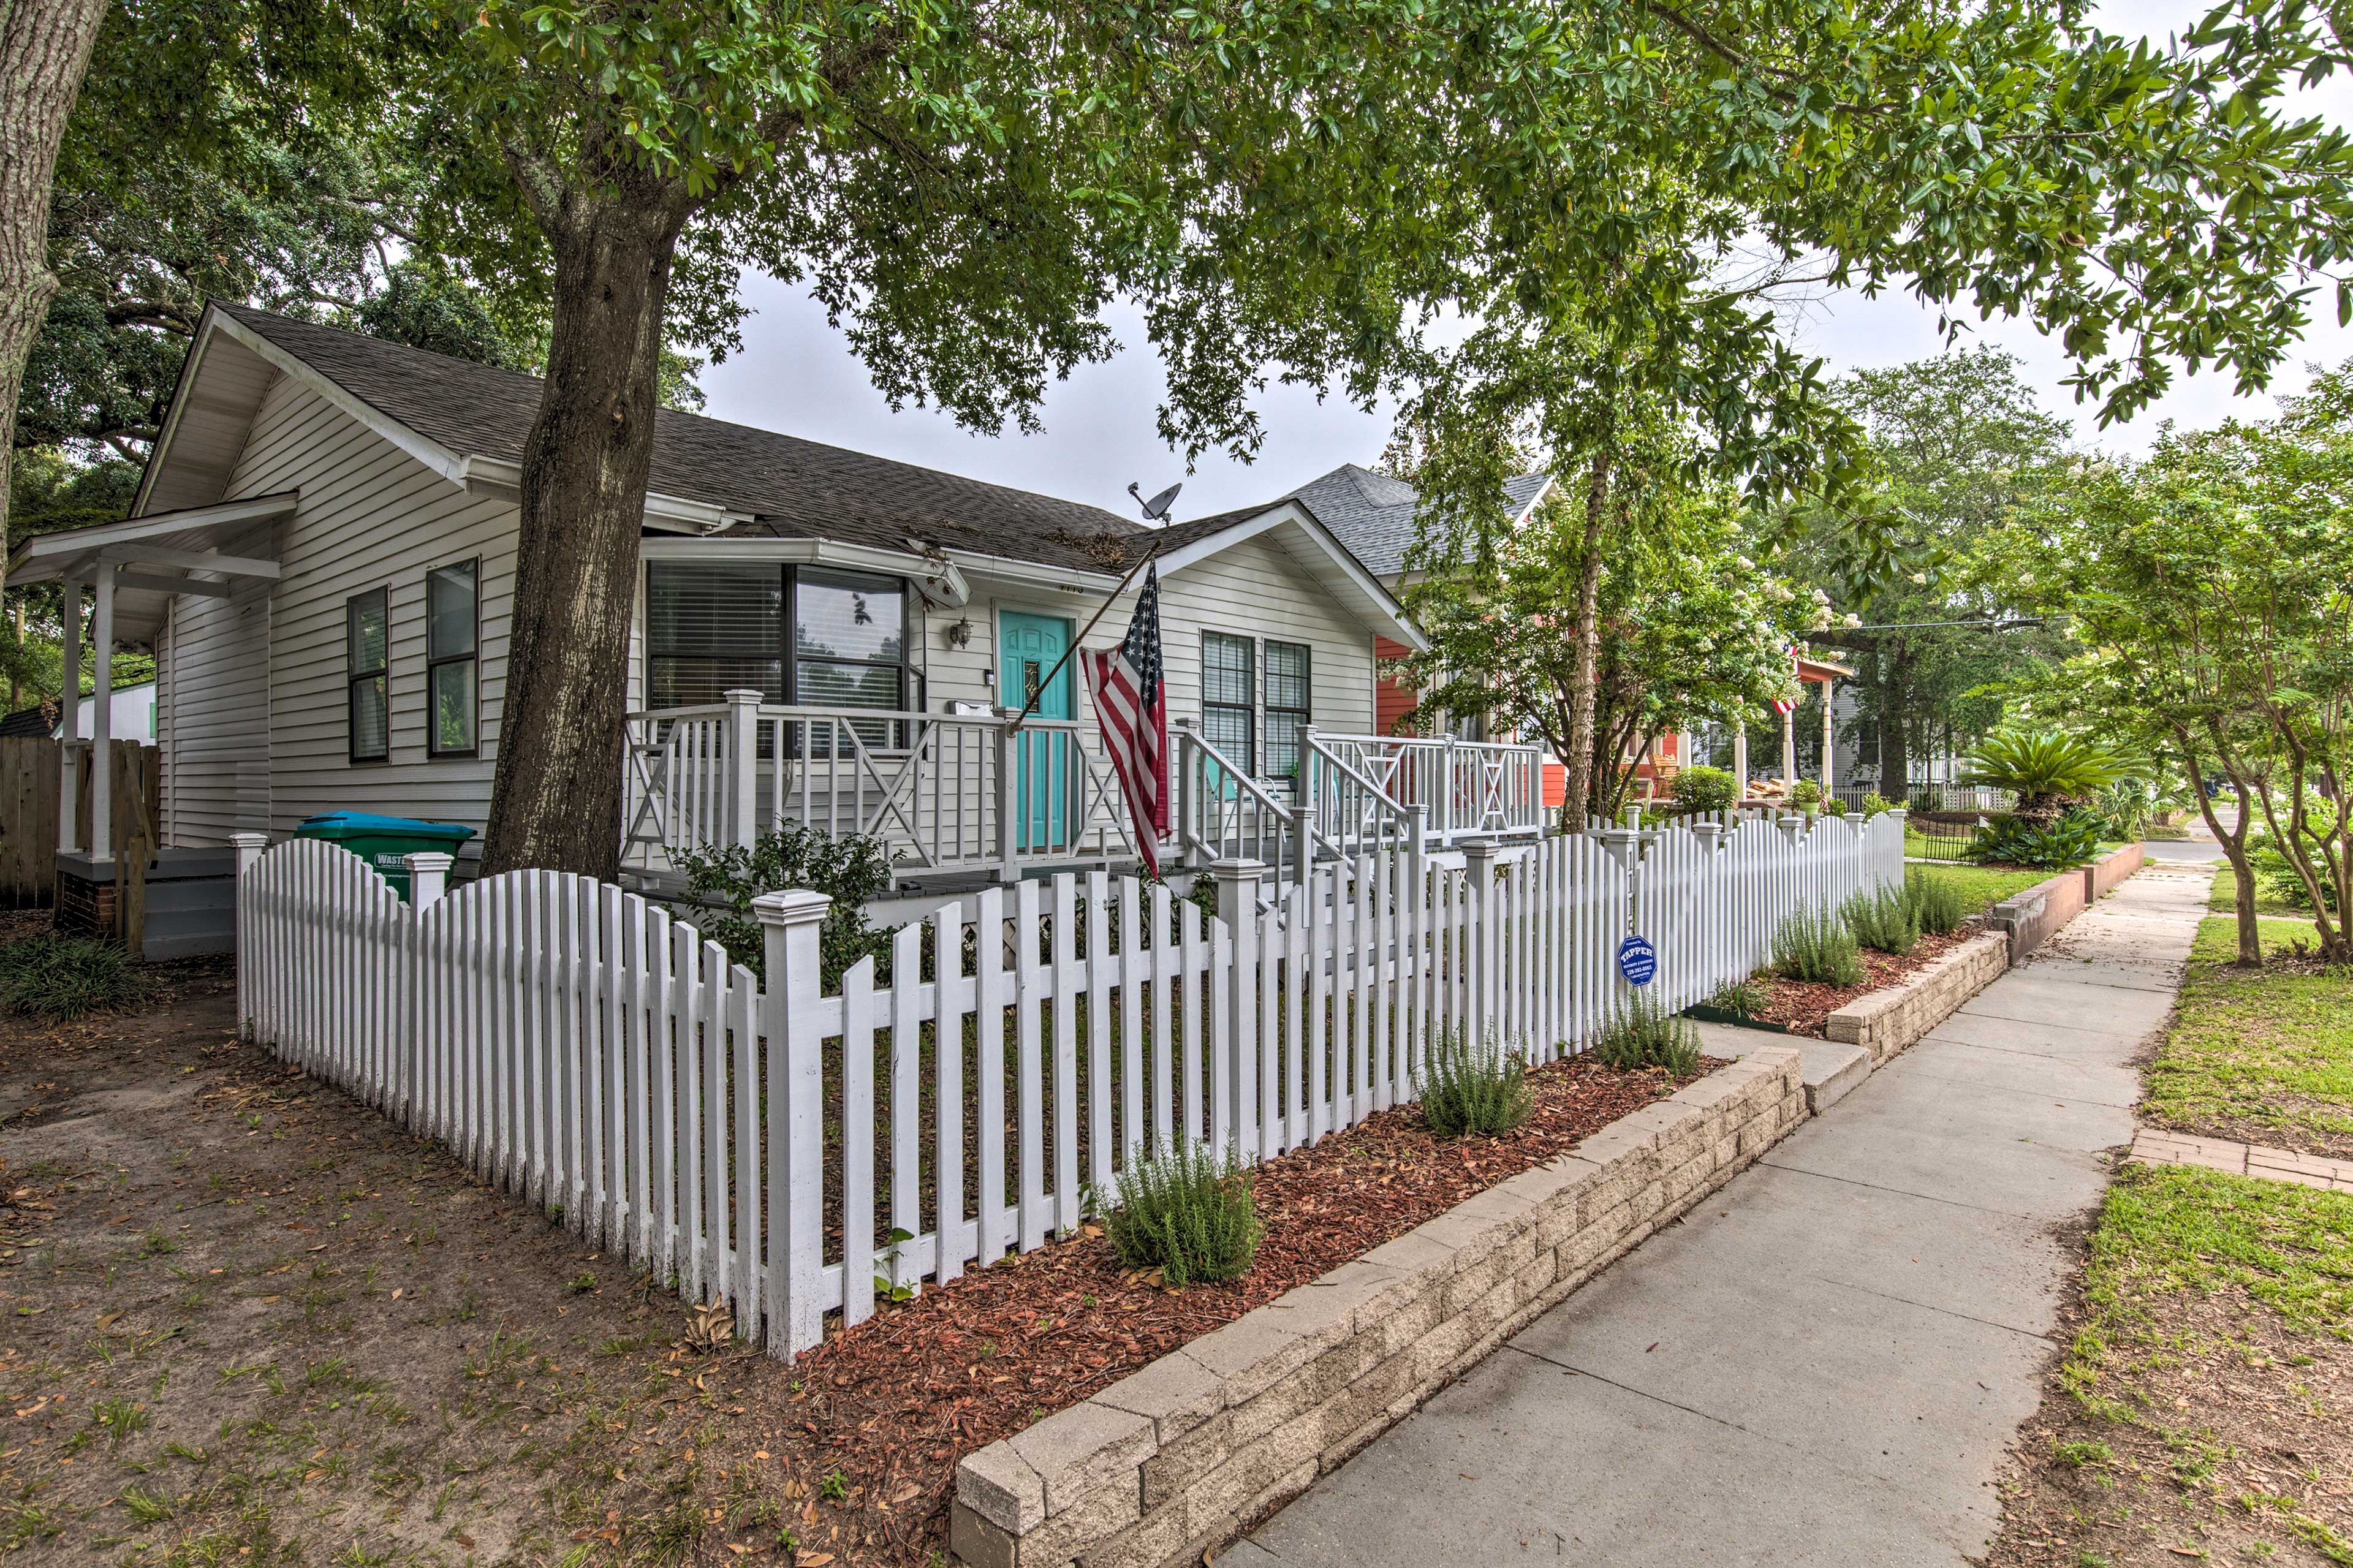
229 806 1903 1363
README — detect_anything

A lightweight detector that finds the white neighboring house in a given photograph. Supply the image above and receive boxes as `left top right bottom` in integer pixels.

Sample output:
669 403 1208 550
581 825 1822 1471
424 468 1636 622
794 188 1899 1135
9 305 1498 898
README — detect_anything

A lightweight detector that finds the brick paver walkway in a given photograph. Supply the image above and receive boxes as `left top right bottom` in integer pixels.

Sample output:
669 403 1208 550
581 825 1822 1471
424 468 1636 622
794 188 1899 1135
2127 1127 2353 1192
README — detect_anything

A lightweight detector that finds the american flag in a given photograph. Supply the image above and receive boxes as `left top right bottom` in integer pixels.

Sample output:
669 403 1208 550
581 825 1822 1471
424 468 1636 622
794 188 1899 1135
1082 564 1169 874
1771 650 1798 716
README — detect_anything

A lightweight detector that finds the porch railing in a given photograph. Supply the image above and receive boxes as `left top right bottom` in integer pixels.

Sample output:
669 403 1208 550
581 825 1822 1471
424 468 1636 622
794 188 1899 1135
624 691 1142 881
626 696 1552 884
1313 733 1548 844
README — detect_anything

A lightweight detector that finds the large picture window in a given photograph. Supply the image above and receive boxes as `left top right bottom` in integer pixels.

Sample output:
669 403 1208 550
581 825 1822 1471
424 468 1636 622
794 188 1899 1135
1264 640 1311 780
1202 632 1255 774
426 559 479 756
646 561 911 721
347 588 388 762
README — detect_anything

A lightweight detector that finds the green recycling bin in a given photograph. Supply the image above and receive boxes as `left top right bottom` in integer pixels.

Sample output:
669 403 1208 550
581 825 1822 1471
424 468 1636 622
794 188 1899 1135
292 812 476 902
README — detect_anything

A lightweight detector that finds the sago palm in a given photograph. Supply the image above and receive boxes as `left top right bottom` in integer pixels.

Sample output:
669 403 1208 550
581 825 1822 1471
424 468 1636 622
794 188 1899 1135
1960 730 2129 824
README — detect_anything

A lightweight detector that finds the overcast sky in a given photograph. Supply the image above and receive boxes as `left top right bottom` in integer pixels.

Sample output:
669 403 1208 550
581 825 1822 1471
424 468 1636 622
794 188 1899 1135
700 0 2353 525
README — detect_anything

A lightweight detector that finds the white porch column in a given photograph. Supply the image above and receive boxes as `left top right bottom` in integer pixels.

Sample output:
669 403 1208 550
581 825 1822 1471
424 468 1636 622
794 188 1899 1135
89 566 116 860
1732 724 1749 803
57 578 81 853
1780 704 1797 791
1820 683 1835 799
724 687 761 850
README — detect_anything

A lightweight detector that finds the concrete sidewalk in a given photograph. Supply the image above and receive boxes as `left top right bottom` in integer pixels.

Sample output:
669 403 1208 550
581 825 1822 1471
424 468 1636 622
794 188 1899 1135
1237 871 2210 1567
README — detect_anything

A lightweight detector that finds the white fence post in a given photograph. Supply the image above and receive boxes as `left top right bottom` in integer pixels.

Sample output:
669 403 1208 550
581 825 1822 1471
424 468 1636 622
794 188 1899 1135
1461 839 1499 1048
725 688 762 851
406 852 452 911
232 833 267 1041
757 888 830 1360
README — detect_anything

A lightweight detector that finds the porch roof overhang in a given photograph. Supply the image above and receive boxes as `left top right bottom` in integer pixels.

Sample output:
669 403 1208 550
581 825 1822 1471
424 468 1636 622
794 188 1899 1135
7 492 297 646
1795 653 1856 684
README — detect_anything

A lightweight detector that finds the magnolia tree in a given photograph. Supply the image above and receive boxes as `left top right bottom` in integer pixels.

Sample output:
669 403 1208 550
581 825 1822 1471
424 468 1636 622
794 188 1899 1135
1985 370 2353 964
1398 482 1830 822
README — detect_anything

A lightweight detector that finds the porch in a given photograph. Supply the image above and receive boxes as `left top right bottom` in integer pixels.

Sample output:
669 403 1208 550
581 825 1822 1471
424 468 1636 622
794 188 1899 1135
621 694 1549 890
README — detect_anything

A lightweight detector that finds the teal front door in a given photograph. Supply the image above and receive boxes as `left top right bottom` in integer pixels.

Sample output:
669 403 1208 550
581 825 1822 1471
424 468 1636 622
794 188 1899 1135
999 611 1073 851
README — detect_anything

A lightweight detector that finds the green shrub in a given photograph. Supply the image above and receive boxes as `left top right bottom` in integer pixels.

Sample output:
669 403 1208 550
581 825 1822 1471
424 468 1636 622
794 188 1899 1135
1672 765 1735 815
670 823 893 987
1420 1030 1533 1135
1859 791 1895 819
1703 975 1771 1017
1771 906 1864 987
2248 831 2342 913
1102 1141 1260 1287
0 933 148 1022
1901 870 1969 936
1965 811 2104 870
1959 730 2128 820
1593 988 1702 1074
1840 887 1920 955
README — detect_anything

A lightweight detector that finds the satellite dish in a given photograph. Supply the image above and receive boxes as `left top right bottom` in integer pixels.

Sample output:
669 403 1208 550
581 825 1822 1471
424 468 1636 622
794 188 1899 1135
1126 480 1183 523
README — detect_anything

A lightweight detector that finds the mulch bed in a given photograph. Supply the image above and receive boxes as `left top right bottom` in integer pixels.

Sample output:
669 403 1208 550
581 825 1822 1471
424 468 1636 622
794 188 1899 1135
1748 926 1977 1038
740 1050 1718 1564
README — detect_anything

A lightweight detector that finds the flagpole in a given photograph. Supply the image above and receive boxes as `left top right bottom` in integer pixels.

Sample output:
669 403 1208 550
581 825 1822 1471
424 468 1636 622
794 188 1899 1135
1004 534 1169 732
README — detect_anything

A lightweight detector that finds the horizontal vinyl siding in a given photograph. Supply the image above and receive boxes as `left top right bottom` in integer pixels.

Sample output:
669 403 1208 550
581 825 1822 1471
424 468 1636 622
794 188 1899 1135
197 376 520 842
161 520 272 844
913 533 1375 759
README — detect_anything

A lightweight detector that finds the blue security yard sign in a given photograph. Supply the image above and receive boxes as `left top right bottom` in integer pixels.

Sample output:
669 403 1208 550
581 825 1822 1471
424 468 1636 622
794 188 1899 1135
1617 934 1658 987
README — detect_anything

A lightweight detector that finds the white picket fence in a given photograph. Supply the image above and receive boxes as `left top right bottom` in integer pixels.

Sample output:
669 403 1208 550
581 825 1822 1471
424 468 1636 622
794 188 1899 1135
231 809 1903 1362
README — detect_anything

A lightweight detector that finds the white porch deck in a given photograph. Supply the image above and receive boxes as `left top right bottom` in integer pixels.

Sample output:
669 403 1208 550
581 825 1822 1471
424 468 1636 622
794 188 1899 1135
622 694 1548 888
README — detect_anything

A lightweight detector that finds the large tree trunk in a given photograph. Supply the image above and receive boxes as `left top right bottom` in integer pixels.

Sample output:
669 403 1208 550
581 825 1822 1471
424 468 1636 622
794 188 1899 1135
1879 646 1912 803
1559 453 1610 827
0 0 109 581
480 185 691 878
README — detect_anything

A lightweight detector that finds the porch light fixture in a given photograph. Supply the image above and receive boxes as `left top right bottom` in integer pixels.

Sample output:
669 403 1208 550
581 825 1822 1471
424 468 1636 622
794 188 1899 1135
945 617 974 649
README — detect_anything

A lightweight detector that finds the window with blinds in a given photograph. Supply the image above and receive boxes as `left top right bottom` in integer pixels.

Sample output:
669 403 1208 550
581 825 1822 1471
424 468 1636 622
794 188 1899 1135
645 562 911 724
1202 631 1255 774
347 588 388 762
1265 639 1311 779
426 559 479 756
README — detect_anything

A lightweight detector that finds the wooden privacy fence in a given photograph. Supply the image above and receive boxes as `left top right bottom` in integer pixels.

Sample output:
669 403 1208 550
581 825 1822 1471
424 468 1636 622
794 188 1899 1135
232 809 1904 1362
0 737 159 906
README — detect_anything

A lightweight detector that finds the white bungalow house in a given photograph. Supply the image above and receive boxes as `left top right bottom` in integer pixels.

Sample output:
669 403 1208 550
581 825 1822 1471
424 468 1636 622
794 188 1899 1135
11 305 1547 931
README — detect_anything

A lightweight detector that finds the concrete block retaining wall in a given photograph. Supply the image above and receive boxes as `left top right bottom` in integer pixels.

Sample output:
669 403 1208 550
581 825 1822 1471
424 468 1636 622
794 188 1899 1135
1824 932 2009 1066
949 1046 1808 1568
1985 844 2145 962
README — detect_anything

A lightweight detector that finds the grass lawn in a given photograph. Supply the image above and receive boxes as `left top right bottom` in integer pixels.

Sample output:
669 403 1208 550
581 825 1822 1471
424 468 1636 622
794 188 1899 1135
2210 862 2326 921
1988 1163 2353 1567
2141 915 2353 1161
1907 862 2051 917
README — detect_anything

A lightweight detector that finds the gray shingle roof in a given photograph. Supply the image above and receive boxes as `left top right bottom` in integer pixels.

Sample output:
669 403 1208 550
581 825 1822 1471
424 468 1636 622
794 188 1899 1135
216 305 1205 577
1283 463 1551 577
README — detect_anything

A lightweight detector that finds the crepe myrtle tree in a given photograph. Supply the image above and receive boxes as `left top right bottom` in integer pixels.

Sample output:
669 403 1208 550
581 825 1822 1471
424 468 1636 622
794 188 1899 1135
1398 480 1832 825
1985 369 2353 964
385 0 2353 876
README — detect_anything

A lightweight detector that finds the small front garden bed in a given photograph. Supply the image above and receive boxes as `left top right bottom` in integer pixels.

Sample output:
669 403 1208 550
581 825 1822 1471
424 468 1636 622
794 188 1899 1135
762 1050 1716 1564
1745 925 1979 1037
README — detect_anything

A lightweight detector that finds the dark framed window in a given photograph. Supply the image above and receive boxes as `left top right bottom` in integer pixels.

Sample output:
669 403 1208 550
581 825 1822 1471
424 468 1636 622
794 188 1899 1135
426 559 479 756
1202 632 1255 774
646 561 913 742
347 588 388 762
1264 640 1311 780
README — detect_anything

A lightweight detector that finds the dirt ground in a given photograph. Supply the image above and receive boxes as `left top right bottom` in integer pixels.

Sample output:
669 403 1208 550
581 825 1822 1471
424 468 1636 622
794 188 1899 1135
0 928 812 1567
1986 1206 2353 1567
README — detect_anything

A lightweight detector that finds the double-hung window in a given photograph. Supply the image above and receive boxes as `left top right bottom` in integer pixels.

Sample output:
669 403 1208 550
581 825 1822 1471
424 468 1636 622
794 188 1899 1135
645 562 912 744
1202 632 1256 775
347 588 388 762
426 559 479 756
1264 640 1311 780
